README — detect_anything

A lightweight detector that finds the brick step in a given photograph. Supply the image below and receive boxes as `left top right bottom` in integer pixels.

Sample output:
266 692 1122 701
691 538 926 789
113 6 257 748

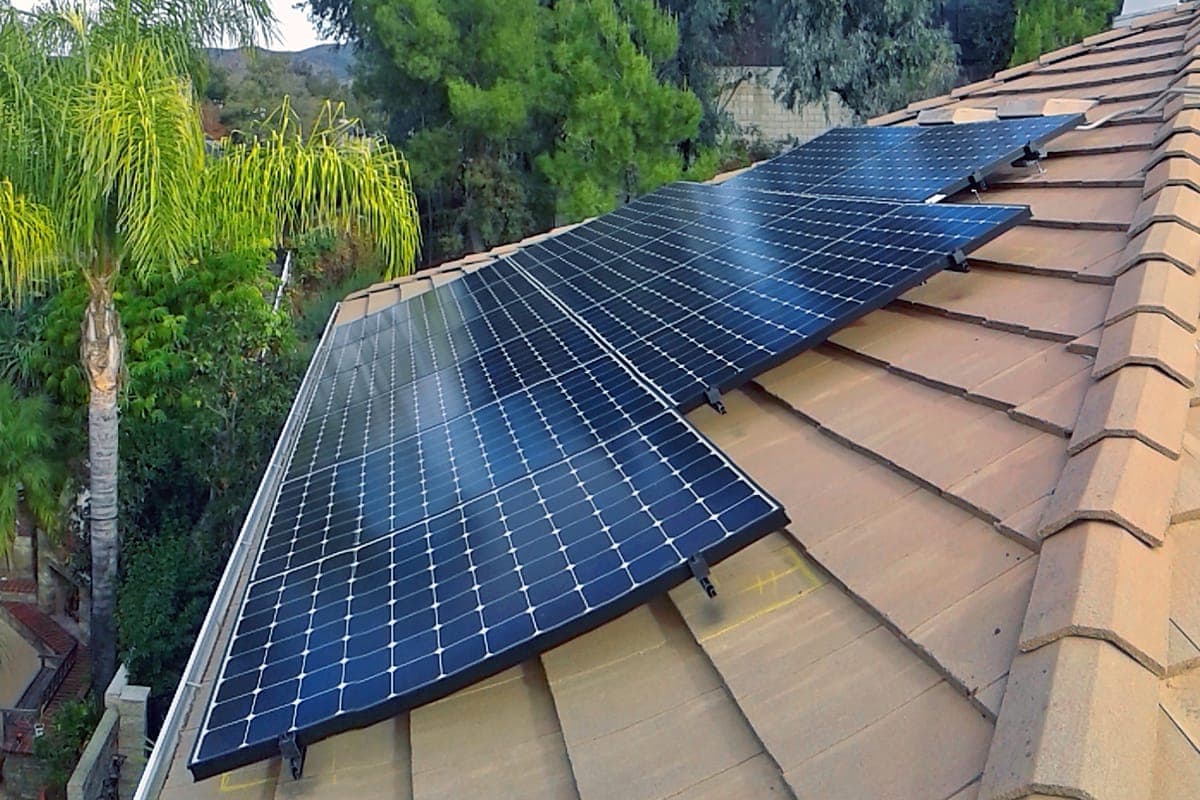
1 602 76 656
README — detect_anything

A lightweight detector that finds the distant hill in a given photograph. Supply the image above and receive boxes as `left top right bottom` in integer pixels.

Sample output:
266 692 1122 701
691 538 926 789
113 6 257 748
206 44 354 84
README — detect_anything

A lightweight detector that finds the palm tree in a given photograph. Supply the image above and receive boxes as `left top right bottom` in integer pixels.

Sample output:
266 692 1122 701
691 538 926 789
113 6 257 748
0 2 421 691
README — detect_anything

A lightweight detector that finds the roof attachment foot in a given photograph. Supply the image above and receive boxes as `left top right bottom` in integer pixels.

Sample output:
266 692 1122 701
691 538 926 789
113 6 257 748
688 554 717 599
704 385 727 415
946 248 969 273
1014 142 1047 174
280 732 306 780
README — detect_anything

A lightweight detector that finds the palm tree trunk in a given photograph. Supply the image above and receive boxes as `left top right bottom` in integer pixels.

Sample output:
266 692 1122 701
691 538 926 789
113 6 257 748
82 274 124 694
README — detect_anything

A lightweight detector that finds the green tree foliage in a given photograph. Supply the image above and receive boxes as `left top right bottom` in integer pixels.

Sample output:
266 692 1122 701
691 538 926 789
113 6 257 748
0 1 420 691
0 382 65 562
310 0 705 261
33 698 103 795
1009 0 1118 66
660 0 752 146
942 0 1017 80
25 249 303 696
770 0 960 118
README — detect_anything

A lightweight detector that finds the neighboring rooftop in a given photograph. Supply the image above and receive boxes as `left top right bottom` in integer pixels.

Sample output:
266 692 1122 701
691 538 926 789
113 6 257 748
143 4 1200 798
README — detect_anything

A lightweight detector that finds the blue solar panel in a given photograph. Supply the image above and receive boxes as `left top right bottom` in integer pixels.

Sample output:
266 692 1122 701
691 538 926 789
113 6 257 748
727 114 1081 201
510 186 1029 410
189 259 788 779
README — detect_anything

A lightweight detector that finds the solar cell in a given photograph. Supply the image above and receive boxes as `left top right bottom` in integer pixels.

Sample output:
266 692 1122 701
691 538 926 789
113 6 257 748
190 259 788 779
726 114 1081 201
512 186 1029 411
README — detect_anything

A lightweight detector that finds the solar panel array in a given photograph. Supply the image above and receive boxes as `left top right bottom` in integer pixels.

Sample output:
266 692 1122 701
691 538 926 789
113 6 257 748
727 114 1080 201
190 115 1074 779
511 183 1028 410
190 259 788 778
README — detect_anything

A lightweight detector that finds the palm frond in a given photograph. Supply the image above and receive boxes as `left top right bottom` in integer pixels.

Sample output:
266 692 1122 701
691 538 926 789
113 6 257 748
204 100 422 278
64 38 206 280
0 180 59 305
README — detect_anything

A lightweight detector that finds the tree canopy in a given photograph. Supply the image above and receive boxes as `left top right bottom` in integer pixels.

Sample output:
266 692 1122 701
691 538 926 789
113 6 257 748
769 0 960 118
309 0 708 262
1009 0 1118 66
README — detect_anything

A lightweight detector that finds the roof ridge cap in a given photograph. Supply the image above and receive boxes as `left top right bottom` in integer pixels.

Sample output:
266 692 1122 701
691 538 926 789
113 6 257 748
977 27 1200 800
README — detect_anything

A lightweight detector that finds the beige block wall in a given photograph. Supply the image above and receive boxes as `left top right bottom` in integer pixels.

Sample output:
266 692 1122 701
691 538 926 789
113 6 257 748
717 66 855 143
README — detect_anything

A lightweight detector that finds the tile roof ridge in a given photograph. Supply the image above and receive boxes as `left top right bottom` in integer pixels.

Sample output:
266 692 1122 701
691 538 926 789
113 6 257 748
865 5 1200 127
977 24 1200 800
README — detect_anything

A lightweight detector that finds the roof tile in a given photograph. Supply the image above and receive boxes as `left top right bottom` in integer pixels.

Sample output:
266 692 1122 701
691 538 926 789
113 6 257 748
1092 312 1197 387
1007 368 1093 436
996 97 1098 118
1169 520 1200 669
783 681 992 800
1171 441 1200 523
1038 437 1177 545
1130 185 1200 237
1143 156 1200 196
917 107 998 125
1152 705 1200 799
274 717 412 800
1019 521 1170 675
979 638 1158 800
909 559 1037 703
1104 257 1200 331
409 664 575 800
1069 365 1190 457
1119 220 1200 274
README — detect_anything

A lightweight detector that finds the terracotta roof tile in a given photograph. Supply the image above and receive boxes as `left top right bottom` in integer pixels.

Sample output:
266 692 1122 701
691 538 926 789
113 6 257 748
1038 438 1177 546
409 664 574 799
1171 441 1200 523
276 718 411 800
1130 185 1200 237
901 268 1110 341
967 344 1093 411
807 492 1031 633
908 558 1037 705
783 681 992 800
1119 220 1200 274
979 638 1159 800
1104 257 1200 331
1069 365 1190 457
1152 705 1200 798
1144 153 1200 195
970 226 1126 281
1169 522 1200 669
1007 369 1093 435
541 603 785 800
916 106 998 125
1051 121 1155 155
946 435 1068 522
1099 311 1197 387
1019 521 1170 674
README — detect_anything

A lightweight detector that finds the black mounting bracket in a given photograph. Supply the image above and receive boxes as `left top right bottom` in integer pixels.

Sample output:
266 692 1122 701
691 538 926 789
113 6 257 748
967 171 987 193
689 554 718 598
280 732 306 780
1019 142 1047 163
704 385 727 415
946 248 970 273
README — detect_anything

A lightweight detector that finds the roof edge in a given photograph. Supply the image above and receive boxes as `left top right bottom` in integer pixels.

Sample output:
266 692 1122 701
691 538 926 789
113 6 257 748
979 8 1199 799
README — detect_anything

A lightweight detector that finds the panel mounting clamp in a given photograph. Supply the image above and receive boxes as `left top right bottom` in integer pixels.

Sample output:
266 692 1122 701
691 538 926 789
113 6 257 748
946 248 969 273
280 732 306 780
704 385 727 415
688 554 718 598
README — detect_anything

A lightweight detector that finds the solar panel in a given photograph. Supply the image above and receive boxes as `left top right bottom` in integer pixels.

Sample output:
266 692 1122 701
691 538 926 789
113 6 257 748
189 259 788 779
727 114 1081 201
511 186 1029 411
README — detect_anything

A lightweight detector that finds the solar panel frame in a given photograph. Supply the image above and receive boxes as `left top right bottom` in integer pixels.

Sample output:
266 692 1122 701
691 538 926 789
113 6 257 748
189 259 788 780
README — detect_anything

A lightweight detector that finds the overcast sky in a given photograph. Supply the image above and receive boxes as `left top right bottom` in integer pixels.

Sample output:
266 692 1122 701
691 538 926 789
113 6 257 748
9 0 334 51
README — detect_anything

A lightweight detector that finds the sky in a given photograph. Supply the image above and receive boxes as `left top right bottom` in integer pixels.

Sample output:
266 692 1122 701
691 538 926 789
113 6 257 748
8 0 334 51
